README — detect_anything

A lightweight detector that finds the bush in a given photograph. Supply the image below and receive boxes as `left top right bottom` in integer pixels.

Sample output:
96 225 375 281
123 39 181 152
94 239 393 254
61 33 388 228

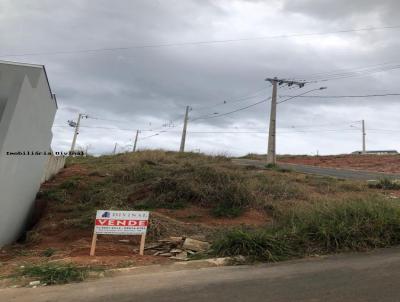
21 263 90 285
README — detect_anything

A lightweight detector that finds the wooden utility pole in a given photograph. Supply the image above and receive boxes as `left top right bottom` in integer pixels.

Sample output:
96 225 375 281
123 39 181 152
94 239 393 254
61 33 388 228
113 143 118 154
180 106 190 152
265 78 306 164
133 130 140 152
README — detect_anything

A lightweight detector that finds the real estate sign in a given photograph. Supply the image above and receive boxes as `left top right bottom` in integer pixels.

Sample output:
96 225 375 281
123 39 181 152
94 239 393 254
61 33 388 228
95 210 149 235
90 210 150 256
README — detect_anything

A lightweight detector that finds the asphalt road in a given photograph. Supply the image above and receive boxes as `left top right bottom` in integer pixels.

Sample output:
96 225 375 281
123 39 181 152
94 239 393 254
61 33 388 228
3 248 400 302
232 159 400 180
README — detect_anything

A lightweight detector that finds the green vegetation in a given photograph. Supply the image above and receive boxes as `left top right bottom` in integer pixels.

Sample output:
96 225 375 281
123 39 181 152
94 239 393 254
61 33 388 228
32 150 400 263
212 196 400 260
368 178 400 190
20 263 92 285
41 248 56 257
265 163 292 173
212 228 298 261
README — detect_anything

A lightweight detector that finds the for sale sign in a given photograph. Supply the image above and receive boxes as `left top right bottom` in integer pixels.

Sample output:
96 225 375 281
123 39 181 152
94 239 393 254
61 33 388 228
94 210 149 235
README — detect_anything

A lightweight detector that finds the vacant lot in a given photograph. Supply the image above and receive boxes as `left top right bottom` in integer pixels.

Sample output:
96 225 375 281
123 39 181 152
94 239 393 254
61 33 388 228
277 154 400 173
1 151 400 285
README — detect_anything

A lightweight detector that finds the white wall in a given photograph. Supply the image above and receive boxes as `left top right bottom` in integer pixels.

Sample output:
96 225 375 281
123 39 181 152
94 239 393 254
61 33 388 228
0 61 57 247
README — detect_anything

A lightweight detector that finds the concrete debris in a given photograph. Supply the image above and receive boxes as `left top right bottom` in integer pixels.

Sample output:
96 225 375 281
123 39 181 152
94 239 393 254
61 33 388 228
159 252 172 257
29 281 41 287
145 236 210 260
182 238 210 252
169 236 184 242
144 243 163 250
170 251 188 261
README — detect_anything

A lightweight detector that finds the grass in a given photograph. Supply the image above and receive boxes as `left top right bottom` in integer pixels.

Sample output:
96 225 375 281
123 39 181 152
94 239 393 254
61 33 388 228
41 248 56 257
368 178 400 190
31 150 400 260
38 150 385 226
211 196 400 261
20 263 92 285
211 228 299 261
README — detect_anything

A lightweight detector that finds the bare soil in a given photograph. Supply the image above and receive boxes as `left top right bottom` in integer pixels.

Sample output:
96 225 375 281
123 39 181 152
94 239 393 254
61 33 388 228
278 154 400 174
0 161 271 280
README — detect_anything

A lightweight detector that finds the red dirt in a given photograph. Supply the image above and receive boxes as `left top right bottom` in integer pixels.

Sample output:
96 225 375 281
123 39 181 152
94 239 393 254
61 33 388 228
0 162 273 279
157 206 270 227
279 154 400 173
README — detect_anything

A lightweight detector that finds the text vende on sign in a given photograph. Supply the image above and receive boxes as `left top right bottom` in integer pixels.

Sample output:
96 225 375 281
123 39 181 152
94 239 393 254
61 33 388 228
90 210 150 256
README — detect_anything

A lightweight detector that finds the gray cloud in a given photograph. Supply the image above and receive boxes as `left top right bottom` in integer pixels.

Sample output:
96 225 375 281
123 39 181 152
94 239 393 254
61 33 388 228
1 0 400 155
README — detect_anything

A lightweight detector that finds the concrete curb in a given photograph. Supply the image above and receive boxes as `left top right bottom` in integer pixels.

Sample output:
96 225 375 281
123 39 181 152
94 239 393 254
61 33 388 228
102 257 232 277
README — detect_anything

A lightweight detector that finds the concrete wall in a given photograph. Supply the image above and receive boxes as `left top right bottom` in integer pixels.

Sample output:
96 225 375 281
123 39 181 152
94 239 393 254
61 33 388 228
41 155 66 183
0 61 57 247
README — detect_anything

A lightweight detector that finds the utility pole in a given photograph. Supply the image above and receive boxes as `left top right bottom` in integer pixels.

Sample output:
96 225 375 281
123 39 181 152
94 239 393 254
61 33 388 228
362 119 366 154
265 78 306 164
133 130 140 152
113 143 118 155
69 113 87 153
180 106 190 152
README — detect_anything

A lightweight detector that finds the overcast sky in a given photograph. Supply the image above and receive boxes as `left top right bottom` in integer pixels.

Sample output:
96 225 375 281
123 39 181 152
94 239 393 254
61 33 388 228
1 0 400 156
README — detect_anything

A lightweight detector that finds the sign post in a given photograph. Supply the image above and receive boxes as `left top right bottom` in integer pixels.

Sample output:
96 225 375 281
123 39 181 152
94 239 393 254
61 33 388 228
90 210 149 256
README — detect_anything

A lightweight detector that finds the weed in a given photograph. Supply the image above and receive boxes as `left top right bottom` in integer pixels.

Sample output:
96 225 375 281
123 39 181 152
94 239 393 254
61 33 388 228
20 263 90 285
39 189 67 202
41 248 56 257
59 179 79 190
25 230 41 244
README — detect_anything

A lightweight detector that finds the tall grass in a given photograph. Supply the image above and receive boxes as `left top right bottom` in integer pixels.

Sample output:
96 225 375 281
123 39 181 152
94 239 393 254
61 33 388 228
281 197 400 251
212 197 400 260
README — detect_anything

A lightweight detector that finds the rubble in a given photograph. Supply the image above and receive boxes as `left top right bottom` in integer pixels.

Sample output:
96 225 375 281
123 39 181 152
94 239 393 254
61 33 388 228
182 238 210 252
145 236 210 260
29 281 41 287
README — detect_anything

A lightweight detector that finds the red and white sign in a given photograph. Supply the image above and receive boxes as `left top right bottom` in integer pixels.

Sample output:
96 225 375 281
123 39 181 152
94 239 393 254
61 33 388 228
94 210 149 235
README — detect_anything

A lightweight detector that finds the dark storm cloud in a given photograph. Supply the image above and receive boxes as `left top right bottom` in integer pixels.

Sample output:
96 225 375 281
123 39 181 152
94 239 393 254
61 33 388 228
1 0 400 155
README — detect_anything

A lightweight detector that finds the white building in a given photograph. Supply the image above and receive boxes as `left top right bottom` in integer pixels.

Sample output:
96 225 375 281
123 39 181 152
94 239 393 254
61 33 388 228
0 60 58 247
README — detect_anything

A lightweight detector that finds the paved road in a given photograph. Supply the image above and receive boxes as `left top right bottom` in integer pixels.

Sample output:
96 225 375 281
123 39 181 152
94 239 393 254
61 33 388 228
3 248 400 302
232 159 400 180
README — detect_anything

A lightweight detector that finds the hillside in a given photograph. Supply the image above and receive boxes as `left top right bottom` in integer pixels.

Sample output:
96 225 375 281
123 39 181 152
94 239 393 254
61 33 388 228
2 151 400 284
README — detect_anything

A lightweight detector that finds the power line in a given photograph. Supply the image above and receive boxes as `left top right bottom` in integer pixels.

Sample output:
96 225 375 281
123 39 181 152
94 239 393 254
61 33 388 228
277 87 327 104
294 61 399 79
2 25 400 58
191 97 271 121
303 63 400 83
278 93 400 99
192 86 271 111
